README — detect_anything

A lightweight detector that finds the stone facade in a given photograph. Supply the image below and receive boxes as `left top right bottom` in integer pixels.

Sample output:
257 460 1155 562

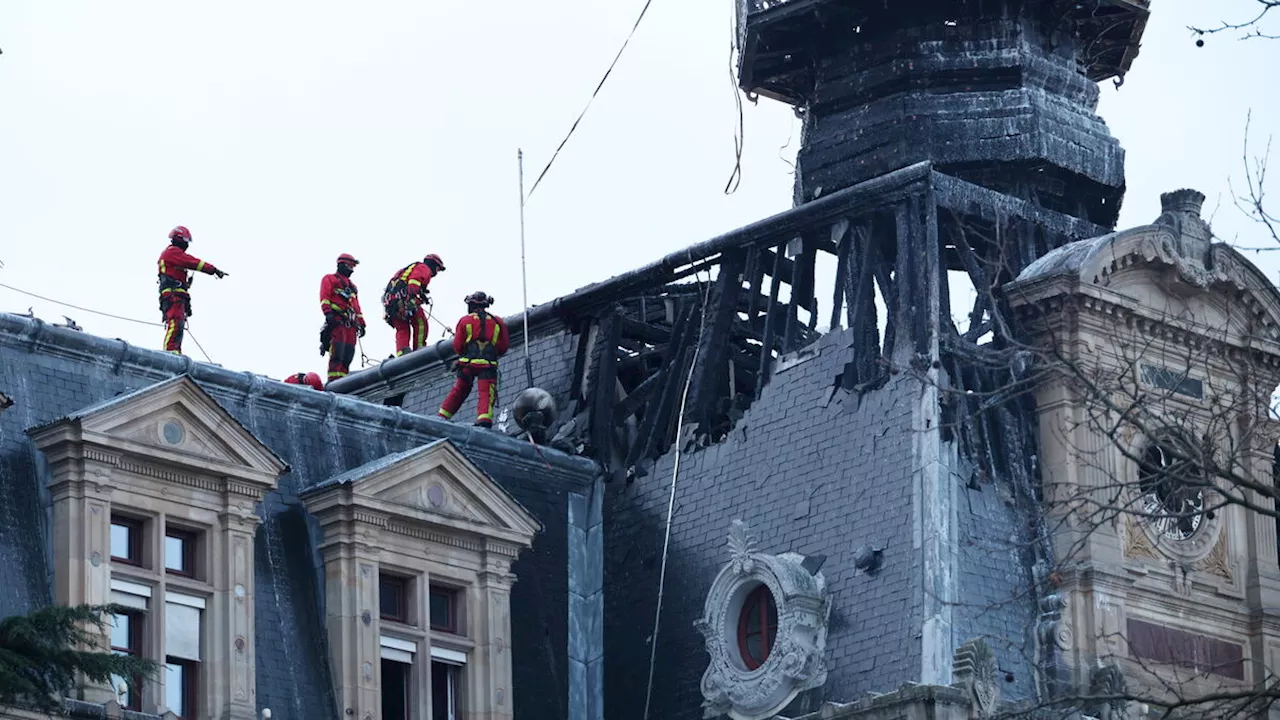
1008 190 1280 715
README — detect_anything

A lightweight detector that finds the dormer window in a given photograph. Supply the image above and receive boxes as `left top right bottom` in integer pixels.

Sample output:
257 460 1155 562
302 439 540 720
29 375 285 716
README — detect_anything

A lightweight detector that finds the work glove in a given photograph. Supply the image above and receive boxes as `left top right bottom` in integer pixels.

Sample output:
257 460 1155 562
357 321 367 338
214 270 228 279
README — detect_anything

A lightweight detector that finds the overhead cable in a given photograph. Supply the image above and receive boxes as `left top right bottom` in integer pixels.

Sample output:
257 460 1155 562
526 0 656 200
0 280 214 364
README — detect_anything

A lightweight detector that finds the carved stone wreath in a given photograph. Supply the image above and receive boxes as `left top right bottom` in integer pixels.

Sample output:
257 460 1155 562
694 520 831 720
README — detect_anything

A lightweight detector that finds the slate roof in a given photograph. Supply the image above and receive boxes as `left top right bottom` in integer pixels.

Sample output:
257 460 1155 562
0 312 597 719
300 439 451 493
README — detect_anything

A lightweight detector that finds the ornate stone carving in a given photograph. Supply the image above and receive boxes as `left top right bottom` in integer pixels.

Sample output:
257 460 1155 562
1088 663 1135 720
952 638 1000 718
695 520 830 720
1193 527 1232 581
1122 517 1159 561
1035 593 1071 699
1153 189 1212 277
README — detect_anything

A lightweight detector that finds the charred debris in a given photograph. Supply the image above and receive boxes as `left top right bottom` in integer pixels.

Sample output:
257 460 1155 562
332 0 1147 493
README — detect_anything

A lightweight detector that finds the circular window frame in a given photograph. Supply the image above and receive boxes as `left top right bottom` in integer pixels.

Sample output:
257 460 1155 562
160 418 186 446
695 522 831 720
1131 431 1221 562
735 583 778 671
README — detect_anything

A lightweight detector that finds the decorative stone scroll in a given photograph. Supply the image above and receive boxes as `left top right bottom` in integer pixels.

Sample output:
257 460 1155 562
694 520 831 720
952 638 1000 718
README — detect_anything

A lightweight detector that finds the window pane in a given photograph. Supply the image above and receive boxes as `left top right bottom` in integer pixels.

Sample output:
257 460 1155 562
165 534 187 573
165 663 186 716
110 523 132 560
431 661 458 720
382 659 410 720
379 576 404 620
429 589 452 631
110 614 131 650
165 601 202 661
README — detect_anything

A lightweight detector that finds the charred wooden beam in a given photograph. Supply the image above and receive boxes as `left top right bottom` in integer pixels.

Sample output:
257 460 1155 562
590 309 624 478
619 317 671 345
843 219 881 387
829 219 850 331
756 244 785 398
628 301 698 468
686 250 747 432
613 370 664 428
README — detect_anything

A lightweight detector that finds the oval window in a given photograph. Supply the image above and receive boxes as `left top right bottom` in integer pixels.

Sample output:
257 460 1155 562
737 584 778 670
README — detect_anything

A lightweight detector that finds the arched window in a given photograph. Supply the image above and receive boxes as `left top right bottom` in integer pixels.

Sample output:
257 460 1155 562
737 584 778 670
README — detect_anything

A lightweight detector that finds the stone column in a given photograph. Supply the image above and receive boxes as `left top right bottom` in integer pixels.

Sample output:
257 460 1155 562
49 452 117 703
321 524 383 720
209 502 260 719
470 545 516 720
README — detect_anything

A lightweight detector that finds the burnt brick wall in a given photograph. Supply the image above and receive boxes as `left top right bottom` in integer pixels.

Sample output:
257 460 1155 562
602 328 925 720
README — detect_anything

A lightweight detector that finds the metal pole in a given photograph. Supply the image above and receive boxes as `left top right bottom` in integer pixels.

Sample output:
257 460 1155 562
518 149 534 388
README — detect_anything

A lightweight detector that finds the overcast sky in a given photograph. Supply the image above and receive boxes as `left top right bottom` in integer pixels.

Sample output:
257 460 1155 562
0 1 1276 380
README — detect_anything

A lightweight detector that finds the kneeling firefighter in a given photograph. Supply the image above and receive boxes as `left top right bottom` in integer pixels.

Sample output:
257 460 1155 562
157 225 228 355
382 253 445 356
438 291 508 428
319 253 366 383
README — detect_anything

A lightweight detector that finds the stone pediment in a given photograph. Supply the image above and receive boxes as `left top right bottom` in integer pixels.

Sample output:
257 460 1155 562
27 375 286 488
301 440 541 548
1009 189 1280 348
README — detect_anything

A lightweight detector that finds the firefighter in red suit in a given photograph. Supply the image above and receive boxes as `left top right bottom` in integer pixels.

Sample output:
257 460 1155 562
284 372 324 391
320 253 367 383
438 291 508 428
382 253 445 356
157 226 227 354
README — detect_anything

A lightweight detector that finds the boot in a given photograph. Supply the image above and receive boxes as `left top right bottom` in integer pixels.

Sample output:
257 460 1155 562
475 419 492 429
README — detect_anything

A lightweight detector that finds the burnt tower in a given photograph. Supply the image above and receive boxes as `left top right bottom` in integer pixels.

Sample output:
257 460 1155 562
739 0 1148 229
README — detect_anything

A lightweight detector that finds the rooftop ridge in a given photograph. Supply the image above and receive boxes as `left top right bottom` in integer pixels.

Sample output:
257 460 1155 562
0 312 596 479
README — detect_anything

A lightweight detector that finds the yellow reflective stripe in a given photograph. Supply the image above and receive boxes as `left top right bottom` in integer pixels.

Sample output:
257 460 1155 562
458 358 494 366
438 407 454 419
400 265 416 281
408 279 422 287
465 323 473 343
196 260 206 272
491 323 501 344
158 260 166 274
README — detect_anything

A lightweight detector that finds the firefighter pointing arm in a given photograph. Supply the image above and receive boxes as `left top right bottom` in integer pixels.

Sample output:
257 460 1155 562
437 291 508 428
319 253 365 385
157 226 227 355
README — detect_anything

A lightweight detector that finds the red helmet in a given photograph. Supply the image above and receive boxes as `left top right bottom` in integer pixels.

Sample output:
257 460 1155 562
423 254 445 271
337 253 359 266
464 291 493 308
284 372 324 391
169 226 192 242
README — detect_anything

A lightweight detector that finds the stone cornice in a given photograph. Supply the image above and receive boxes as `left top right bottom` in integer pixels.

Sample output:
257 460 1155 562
304 487 528 557
1010 275 1280 372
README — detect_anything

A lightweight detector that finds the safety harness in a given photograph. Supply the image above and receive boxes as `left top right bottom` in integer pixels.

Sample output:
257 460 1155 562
382 262 428 325
323 276 361 325
157 266 194 316
458 309 501 369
